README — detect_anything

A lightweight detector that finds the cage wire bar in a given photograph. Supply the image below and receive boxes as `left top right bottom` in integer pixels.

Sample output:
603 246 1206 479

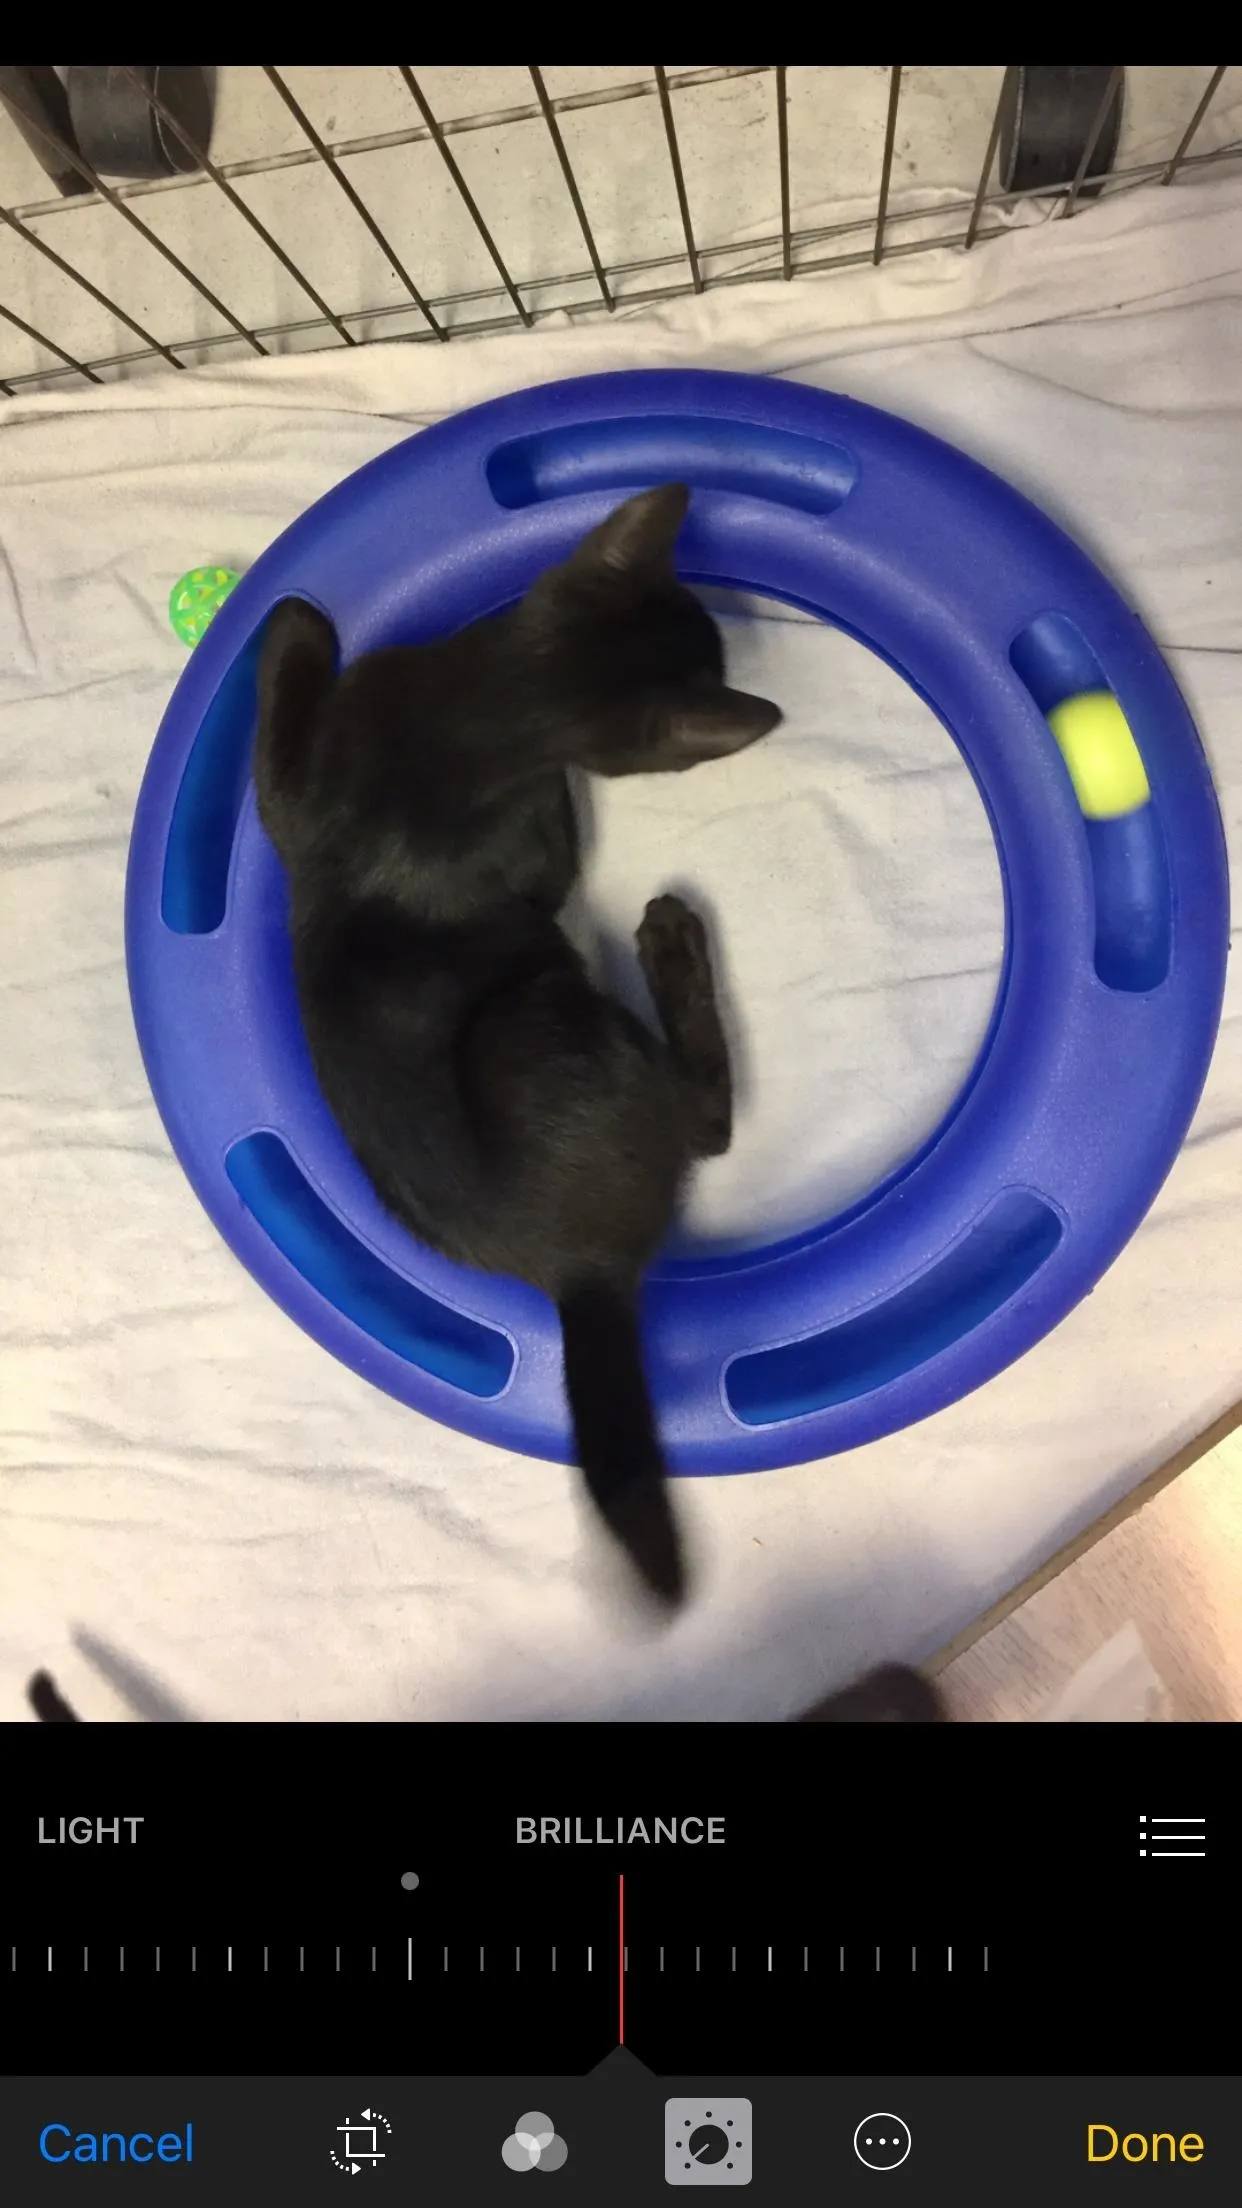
776 66 792 280
0 79 267 356
262 66 444 338
1061 65 1127 219
0 190 188 371
1163 64 1230 183
397 67 532 327
118 65 357 346
0 64 1236 395
873 66 903 263
654 63 704 294
0 291 97 393
528 65 613 311
965 65 1017 252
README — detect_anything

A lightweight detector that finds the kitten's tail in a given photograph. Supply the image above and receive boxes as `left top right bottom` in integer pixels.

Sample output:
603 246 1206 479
558 1278 686 1607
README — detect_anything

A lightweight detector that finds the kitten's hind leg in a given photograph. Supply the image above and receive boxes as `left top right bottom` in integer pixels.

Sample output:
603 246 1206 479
636 892 733 1158
253 599 338 854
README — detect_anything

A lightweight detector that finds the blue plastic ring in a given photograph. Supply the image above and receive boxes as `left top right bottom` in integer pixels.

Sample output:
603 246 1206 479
126 371 1230 1474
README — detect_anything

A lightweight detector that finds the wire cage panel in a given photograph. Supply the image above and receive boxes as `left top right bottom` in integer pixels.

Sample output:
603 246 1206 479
0 65 1238 395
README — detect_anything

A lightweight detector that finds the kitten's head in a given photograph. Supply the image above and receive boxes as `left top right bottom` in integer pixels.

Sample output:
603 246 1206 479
520 483 782 775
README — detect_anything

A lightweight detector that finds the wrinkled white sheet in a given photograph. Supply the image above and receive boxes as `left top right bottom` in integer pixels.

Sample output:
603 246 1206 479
2 172 1239 1720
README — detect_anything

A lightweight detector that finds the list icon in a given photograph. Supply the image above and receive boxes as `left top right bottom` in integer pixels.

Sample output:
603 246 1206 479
1138 1814 1206 1860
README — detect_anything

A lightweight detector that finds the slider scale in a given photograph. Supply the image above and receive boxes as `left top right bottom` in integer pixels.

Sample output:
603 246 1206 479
8 1939 992 1978
8 1893 996 2073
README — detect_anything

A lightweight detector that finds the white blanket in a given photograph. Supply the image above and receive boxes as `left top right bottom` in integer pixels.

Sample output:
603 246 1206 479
2 173 1239 1720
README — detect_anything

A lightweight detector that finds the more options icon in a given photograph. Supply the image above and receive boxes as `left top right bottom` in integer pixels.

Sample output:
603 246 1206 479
853 2113 912 2171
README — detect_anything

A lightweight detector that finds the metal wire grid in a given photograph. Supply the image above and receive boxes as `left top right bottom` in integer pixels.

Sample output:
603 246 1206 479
0 63 1236 398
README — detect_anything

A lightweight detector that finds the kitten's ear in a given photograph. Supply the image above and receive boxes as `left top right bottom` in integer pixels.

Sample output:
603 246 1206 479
258 597 338 704
667 685 782 764
570 482 691 580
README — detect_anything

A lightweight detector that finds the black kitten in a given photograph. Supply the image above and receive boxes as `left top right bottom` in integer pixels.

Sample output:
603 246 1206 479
253 484 781 1605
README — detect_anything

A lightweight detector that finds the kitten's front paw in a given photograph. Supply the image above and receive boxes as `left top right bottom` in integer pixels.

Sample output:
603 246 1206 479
636 892 708 990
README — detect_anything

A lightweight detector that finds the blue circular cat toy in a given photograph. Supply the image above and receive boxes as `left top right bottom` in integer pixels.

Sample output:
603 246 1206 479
125 370 1229 1474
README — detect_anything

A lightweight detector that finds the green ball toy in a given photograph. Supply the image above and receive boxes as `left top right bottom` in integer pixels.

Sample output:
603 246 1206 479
169 565 241 647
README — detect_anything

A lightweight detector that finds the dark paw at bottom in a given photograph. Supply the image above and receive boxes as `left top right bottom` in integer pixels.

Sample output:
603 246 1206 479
636 895 716 1022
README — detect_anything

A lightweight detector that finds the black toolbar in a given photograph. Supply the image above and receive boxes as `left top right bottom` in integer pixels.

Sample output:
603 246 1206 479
4 2070 1237 2206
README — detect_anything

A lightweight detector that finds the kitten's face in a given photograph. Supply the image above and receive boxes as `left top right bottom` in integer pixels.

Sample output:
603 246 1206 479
522 484 782 776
